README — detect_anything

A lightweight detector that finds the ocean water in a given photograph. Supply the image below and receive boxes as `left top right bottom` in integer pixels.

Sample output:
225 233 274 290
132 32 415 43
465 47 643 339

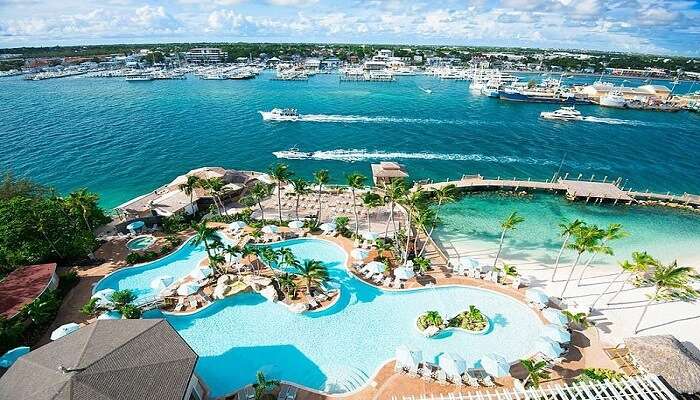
0 72 698 209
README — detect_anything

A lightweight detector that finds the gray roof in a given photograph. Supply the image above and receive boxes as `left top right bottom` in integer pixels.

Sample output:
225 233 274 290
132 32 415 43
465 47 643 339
625 335 700 394
0 319 198 400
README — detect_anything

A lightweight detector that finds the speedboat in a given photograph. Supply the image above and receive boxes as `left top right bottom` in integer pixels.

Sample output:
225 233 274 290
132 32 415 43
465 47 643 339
125 75 153 81
540 106 583 121
272 146 314 159
259 108 300 121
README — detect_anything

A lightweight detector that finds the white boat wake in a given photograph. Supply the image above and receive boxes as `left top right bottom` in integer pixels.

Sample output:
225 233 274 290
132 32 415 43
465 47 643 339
263 112 459 124
582 116 647 126
273 149 557 165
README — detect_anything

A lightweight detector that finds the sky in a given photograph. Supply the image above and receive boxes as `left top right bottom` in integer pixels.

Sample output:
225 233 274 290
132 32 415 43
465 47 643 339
1 0 699 56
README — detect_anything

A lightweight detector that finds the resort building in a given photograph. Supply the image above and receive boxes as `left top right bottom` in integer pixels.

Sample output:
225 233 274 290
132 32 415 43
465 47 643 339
0 263 58 320
579 83 673 102
371 161 409 186
0 319 205 400
185 48 226 64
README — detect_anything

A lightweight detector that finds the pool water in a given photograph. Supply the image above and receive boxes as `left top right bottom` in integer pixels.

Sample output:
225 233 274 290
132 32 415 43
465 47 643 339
132 238 547 397
126 235 156 251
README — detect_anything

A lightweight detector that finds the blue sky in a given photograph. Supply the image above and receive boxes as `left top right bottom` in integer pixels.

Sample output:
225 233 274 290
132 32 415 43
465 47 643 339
1 0 699 55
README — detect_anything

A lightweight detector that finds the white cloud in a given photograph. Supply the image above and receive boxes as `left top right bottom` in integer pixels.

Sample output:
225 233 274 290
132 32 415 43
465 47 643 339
266 0 318 6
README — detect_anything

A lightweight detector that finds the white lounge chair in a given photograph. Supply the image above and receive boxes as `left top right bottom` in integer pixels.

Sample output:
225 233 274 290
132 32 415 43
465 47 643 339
285 386 297 400
392 278 403 289
463 373 479 387
381 276 392 286
435 369 448 385
306 295 319 309
407 365 419 378
420 365 433 381
187 295 198 309
372 274 384 284
174 297 185 312
482 375 496 387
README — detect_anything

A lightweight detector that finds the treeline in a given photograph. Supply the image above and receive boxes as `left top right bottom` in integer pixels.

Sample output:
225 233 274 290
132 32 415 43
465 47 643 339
0 172 110 276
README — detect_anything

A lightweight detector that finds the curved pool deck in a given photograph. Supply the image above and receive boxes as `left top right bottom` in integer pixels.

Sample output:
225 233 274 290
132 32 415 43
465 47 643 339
101 237 546 398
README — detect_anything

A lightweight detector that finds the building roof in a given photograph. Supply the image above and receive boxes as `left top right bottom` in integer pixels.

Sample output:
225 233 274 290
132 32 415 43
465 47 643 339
371 162 409 179
625 335 700 394
0 319 198 400
0 263 57 319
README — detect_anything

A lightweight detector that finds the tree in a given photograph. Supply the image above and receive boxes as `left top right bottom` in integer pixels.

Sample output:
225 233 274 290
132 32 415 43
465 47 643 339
65 188 100 232
552 219 585 281
413 207 437 259
593 251 658 308
560 225 606 299
277 273 298 298
223 244 242 266
493 212 525 269
203 177 228 215
634 261 699 334
208 253 227 276
413 256 431 274
178 175 201 213
577 223 627 285
192 222 220 258
294 259 329 294
109 289 136 309
290 178 310 220
252 371 280 400
244 182 272 221
345 172 366 236
419 184 456 256
400 189 426 263
361 192 383 231
383 179 408 238
313 169 330 223
562 310 590 330
418 311 443 329
520 359 550 388
268 163 294 223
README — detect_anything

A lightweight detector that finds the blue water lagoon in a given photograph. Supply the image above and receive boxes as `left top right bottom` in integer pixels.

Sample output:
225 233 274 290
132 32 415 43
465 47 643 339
96 237 546 397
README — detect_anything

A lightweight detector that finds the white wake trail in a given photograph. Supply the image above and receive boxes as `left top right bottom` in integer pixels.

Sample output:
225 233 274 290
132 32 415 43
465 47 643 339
293 113 461 124
582 116 647 126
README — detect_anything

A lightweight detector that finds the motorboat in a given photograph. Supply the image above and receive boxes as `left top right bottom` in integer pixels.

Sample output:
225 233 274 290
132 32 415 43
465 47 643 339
599 90 627 108
540 106 583 121
125 74 153 81
259 108 300 121
272 146 314 159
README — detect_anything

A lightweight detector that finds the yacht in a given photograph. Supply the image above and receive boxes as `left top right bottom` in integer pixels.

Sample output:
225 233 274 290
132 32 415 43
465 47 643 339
273 146 314 159
540 106 583 121
259 108 300 121
599 90 627 108
201 74 227 80
125 75 153 81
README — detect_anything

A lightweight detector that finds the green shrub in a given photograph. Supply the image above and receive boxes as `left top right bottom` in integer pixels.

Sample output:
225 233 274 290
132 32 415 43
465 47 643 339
417 311 443 330
162 214 188 234
80 298 99 316
448 305 488 331
125 250 160 264
119 304 142 319
576 368 624 382
109 289 136 308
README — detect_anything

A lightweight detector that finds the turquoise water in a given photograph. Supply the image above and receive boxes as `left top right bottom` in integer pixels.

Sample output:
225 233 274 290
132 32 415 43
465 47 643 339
125 235 155 250
0 73 698 209
131 238 546 397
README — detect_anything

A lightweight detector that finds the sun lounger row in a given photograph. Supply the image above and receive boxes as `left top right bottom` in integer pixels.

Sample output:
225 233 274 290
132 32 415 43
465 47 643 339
396 363 496 387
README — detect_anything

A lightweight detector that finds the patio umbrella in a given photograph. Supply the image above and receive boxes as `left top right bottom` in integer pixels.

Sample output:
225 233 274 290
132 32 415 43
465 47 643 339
319 222 336 232
189 267 213 281
394 266 415 280
261 225 278 234
288 220 305 229
479 353 510 377
534 337 564 359
149 275 174 291
395 345 422 370
177 281 200 296
229 221 247 230
350 248 369 260
0 346 30 368
364 261 386 275
541 324 571 343
438 353 466 377
50 323 80 341
361 231 379 241
525 289 549 305
542 308 568 326
97 310 122 320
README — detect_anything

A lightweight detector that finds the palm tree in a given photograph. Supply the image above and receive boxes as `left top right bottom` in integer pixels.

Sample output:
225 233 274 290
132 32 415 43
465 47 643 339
294 259 329 294
634 261 699 334
413 256 431 275
374 238 392 262
192 222 220 258
493 212 525 269
400 189 426 262
65 188 99 232
277 273 298 298
419 184 456 255
560 225 606 300
345 172 366 236
562 310 591 330
383 179 408 238
313 169 330 223
552 219 585 281
268 163 294 223
520 359 550 388
203 177 227 215
223 244 242 266
413 207 437 259
362 192 383 231
278 247 299 271
577 223 627 285
421 311 443 327
178 175 201 214
290 178 310 220
244 182 272 221
593 251 657 307
252 371 280 400
208 253 226 276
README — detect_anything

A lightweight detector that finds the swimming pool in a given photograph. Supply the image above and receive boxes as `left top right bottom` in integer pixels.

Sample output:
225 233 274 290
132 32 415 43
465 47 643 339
126 235 156 251
133 238 546 397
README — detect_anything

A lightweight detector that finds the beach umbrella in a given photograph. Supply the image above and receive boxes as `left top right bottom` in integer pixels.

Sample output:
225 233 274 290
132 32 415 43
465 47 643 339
541 324 571 343
288 220 305 229
149 275 174 291
395 345 422 370
364 261 386 275
394 266 415 280
189 267 213 281
534 337 564 359
261 225 278 234
50 323 80 341
542 308 568 326
361 231 380 241
229 221 247 230
438 353 466 377
177 281 200 296
479 353 511 378
97 310 122 320
319 222 336 232
525 289 549 305
350 248 369 260
0 346 30 368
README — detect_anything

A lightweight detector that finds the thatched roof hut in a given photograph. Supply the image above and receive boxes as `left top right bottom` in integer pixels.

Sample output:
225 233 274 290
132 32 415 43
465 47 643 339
624 335 700 394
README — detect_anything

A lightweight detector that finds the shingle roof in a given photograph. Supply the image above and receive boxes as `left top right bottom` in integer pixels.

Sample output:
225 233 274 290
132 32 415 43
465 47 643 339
0 319 198 400
0 263 56 319
625 335 700 394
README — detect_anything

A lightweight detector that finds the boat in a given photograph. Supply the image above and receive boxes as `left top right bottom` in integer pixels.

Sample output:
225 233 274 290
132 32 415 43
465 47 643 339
599 90 627 108
540 106 583 121
273 146 314 159
259 108 300 121
201 74 227 80
498 87 584 104
125 75 153 81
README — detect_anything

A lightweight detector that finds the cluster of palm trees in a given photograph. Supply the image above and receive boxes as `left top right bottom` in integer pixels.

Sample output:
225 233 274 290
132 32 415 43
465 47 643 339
178 174 232 215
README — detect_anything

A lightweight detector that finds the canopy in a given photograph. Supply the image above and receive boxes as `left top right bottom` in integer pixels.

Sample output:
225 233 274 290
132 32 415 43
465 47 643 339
0 346 30 368
535 337 564 359
542 324 571 343
480 353 511 377
189 267 213 281
525 289 549 305
261 225 278 234
126 220 145 231
395 345 422 370
542 308 568 326
97 310 122 320
361 231 380 240
350 248 369 260
364 261 386 275
394 266 415 280
149 275 174 291
319 222 336 232
229 221 247 230
50 323 80 341
177 281 200 296
288 220 305 229
438 353 466 377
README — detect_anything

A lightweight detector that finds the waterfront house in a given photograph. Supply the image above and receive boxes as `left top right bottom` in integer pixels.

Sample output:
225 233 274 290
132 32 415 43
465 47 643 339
0 263 58 320
580 83 672 102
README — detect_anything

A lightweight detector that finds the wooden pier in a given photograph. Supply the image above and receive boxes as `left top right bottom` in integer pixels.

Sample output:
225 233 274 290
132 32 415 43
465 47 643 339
419 174 700 209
